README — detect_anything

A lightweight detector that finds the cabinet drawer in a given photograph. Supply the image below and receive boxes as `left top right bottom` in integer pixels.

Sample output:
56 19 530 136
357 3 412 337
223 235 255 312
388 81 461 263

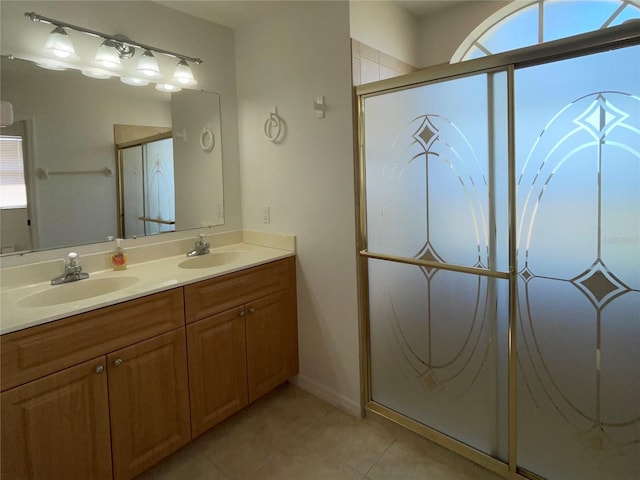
1 289 185 391
184 258 294 323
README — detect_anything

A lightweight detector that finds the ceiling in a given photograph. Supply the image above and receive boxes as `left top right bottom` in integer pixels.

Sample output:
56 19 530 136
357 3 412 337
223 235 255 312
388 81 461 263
396 0 466 17
156 1 466 30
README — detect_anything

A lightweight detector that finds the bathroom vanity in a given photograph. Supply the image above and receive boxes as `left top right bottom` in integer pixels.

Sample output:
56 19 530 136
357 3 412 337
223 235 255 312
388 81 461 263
0 242 297 480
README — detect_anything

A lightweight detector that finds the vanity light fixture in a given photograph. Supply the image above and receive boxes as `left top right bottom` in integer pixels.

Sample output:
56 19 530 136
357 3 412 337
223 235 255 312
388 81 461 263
25 11 202 88
44 26 77 60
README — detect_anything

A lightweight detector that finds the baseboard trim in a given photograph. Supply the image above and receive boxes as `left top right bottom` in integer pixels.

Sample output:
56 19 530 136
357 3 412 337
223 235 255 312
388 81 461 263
290 375 361 417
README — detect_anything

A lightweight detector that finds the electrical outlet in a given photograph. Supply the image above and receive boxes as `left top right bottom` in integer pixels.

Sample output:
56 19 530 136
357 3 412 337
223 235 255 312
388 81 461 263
262 206 270 224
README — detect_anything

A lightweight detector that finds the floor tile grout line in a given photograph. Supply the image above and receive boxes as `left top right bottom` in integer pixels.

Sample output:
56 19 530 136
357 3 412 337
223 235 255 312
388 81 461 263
363 435 399 478
201 391 338 479
239 450 278 480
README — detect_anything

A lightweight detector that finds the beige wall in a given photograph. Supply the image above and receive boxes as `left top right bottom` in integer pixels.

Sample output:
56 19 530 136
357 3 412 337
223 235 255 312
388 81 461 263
235 1 361 414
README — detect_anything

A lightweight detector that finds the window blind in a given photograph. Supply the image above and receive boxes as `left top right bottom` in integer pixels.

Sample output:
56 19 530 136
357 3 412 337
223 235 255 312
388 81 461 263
0 135 27 209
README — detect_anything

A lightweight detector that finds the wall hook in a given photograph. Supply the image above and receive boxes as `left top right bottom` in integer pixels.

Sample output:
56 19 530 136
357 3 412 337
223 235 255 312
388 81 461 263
200 126 215 152
313 96 325 119
264 106 285 142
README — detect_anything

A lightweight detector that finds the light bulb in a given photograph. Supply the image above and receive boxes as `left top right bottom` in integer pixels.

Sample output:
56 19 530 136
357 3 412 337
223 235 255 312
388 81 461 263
172 59 197 86
93 40 123 70
137 50 161 78
155 83 182 93
44 27 77 60
121 76 150 86
81 68 113 79
35 60 68 71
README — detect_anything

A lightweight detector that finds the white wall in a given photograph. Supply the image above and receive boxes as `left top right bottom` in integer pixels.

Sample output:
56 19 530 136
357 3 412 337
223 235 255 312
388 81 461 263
0 0 242 250
235 1 361 414
0 209 31 252
171 90 224 230
350 0 420 66
417 1 508 67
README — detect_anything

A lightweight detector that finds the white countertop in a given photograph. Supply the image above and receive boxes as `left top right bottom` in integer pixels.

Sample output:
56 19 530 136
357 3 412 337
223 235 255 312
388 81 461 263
0 242 294 335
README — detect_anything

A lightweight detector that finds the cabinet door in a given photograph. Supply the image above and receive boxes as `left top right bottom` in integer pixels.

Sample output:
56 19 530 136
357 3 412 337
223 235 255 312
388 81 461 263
187 306 248 438
107 329 190 480
246 290 299 402
1 357 112 480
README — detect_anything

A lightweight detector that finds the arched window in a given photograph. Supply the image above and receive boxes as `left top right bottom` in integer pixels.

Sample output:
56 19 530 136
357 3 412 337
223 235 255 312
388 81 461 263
451 0 640 63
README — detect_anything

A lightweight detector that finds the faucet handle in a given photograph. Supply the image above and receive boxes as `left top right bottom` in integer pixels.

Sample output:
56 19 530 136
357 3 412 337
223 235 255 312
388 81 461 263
198 233 210 247
65 252 83 274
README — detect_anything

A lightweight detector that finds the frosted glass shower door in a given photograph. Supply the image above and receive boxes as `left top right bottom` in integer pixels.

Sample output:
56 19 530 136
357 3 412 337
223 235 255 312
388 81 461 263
515 45 640 480
143 138 175 235
364 71 510 458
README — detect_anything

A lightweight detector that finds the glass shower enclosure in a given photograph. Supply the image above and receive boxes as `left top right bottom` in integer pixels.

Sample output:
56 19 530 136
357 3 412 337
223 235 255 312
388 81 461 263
356 24 639 480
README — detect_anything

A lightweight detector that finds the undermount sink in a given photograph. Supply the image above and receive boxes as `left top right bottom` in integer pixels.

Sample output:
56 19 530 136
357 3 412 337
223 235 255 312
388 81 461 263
178 251 248 269
18 276 140 308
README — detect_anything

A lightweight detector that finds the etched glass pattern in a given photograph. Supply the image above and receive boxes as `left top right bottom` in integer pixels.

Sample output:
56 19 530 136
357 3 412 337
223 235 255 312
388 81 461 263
365 71 509 458
143 138 175 234
363 43 639 480
515 46 640 480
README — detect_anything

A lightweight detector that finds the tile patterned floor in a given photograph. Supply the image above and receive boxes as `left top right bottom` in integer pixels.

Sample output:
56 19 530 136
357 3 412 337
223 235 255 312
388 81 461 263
137 383 504 480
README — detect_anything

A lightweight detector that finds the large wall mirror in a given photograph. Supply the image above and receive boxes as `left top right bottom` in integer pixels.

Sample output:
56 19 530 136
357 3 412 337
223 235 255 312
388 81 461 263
0 55 224 255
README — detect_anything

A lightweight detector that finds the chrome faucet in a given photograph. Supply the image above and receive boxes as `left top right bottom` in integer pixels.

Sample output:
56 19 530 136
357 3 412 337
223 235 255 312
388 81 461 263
187 233 210 257
51 252 89 285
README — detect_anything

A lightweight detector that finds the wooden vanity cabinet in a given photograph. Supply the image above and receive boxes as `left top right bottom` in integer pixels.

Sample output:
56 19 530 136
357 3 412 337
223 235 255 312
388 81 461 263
0 289 188 480
185 257 298 436
1 256 298 479
1 357 113 480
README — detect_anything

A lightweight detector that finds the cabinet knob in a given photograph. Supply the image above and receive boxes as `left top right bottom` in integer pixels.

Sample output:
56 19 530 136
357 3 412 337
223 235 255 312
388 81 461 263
113 358 123 366
248 307 256 314
239 310 246 317
95 365 104 374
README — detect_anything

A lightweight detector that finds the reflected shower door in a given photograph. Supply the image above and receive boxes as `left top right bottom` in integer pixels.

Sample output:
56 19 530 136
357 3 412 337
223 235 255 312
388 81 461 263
121 145 145 238
143 138 175 235
364 70 510 459
515 45 640 480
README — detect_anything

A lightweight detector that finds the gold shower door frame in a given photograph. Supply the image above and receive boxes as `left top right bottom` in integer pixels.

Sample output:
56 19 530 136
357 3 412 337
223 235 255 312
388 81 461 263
355 22 639 480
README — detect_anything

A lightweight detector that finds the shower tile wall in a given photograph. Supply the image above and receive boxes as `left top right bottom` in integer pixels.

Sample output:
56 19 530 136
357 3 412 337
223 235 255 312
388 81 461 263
351 39 417 86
